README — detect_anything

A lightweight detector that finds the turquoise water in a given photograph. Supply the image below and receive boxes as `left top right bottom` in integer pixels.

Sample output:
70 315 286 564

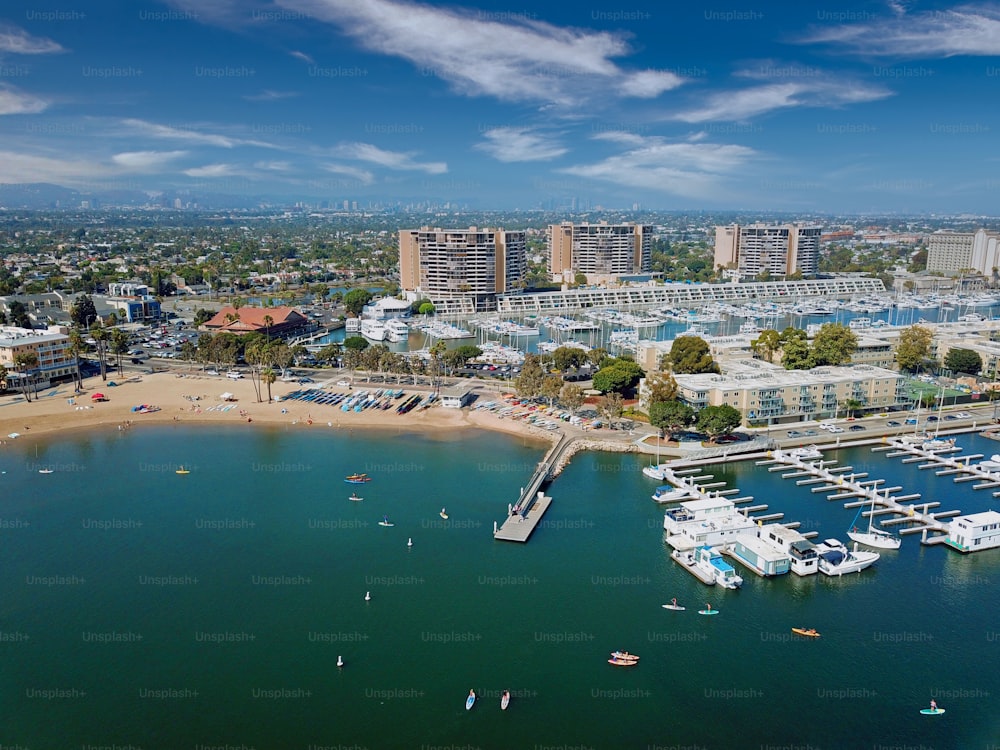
2 427 999 749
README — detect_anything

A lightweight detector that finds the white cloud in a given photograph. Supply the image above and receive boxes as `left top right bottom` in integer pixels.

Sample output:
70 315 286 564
330 141 446 174
0 150 110 184
476 128 567 162
111 150 188 170
323 163 375 184
243 89 299 101
0 84 49 115
801 4 1000 57
274 0 683 105
289 50 315 65
119 118 275 149
673 76 891 123
255 160 292 171
183 163 238 177
0 24 65 55
560 133 757 198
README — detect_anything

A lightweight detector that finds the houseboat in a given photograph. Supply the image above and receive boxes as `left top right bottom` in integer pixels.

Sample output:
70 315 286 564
758 523 820 576
944 510 1000 553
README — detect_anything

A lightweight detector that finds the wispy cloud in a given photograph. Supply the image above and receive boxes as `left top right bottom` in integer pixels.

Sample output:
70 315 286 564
476 128 567 162
323 163 375 184
0 24 65 55
801 4 1000 57
289 50 315 65
330 141 446 174
243 89 299 101
183 163 238 177
255 160 292 171
119 118 276 149
0 83 49 115
672 67 891 123
560 133 757 198
111 150 188 170
274 0 684 105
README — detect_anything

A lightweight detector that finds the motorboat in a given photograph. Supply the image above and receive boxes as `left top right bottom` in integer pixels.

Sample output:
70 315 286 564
815 538 880 575
651 485 698 504
345 473 372 484
642 464 671 480
693 545 743 589
787 446 823 461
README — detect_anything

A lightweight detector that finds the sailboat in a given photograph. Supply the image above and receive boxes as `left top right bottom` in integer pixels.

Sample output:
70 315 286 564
847 488 901 550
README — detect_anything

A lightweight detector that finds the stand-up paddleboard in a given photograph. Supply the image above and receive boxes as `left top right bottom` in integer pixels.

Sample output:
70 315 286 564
920 708 945 715
500 691 510 710
662 604 686 611
698 609 719 616
608 658 638 666
440 508 449 519
349 494 363 501
378 516 394 527
466 691 476 710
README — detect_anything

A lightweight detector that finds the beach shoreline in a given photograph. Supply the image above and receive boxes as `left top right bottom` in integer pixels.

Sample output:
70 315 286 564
0 372 558 447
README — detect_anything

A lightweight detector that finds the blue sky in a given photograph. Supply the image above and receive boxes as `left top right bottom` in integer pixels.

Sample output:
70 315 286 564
1 0 999 211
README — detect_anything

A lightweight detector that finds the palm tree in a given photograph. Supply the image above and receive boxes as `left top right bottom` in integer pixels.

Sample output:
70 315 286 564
262 367 276 402
262 314 274 340
67 328 86 392
89 323 109 381
110 329 130 373
13 351 39 402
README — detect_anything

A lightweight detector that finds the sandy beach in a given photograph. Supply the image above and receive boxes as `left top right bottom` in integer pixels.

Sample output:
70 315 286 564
0 372 558 446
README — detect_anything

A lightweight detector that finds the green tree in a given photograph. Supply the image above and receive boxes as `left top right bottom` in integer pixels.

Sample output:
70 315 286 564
262 367 277 402
110 328 130 373
896 325 934 372
343 336 370 351
540 374 563 406
559 382 585 413
513 354 546 399
944 347 983 375
0 363 7 392
668 336 720 374
418 302 436 316
67 328 86 391
70 294 98 328
696 404 743 442
179 340 197 369
592 360 645 394
812 322 858 366
842 398 863 418
551 346 588 372
8 300 32 329
343 289 374 317
649 400 696 440
751 329 781 363
90 323 109 381
193 308 214 326
644 371 679 404
597 392 625 429
781 336 814 370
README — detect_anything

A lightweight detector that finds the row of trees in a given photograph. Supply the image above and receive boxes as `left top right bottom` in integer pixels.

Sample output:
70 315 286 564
750 323 858 370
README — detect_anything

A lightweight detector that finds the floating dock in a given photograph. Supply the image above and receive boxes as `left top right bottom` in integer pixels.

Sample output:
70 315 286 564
493 491 553 542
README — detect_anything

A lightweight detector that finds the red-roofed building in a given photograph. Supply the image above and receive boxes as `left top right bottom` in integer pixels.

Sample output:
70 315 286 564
199 306 311 337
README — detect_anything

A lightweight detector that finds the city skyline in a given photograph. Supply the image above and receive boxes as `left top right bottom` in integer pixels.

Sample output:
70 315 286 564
1 1 999 211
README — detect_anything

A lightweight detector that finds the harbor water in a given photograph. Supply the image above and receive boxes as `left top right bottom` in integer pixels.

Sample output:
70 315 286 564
1 426 998 749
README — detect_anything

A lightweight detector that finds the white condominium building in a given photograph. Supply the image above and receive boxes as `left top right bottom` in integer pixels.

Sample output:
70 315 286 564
714 223 821 280
548 221 651 282
398 227 527 313
927 229 1000 276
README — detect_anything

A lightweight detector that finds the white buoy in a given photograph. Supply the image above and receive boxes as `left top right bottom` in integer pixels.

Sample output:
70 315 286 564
365 591 371 601
337 655 344 668
407 537 413 547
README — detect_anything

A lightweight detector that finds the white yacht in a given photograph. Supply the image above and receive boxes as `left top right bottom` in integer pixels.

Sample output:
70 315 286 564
651 485 699 504
360 319 387 342
786 445 823 461
814 538 880 575
384 319 410 342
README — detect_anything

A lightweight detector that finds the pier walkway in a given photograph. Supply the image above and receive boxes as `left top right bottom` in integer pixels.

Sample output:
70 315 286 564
493 434 570 543
872 437 1000 495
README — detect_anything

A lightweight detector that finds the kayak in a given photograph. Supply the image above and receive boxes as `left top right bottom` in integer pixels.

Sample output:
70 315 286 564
466 693 476 710
792 628 821 638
